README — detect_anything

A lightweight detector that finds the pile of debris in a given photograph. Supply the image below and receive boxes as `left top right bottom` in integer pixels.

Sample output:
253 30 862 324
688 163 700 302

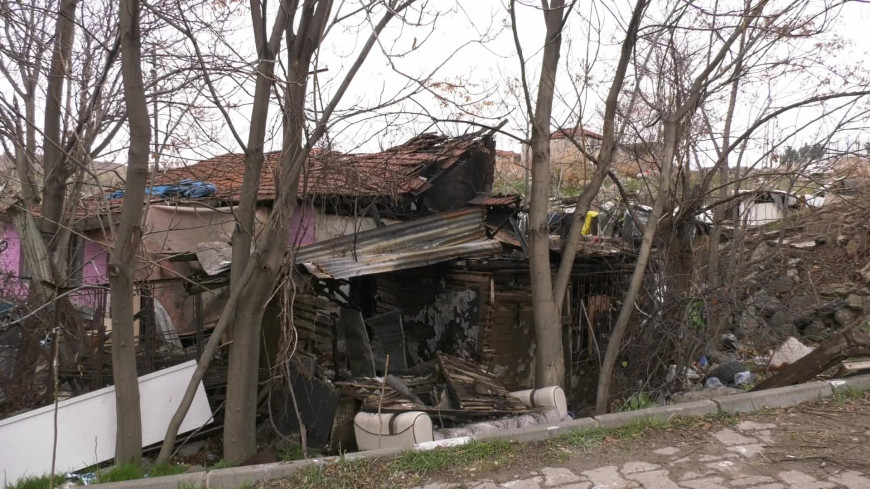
671 181 870 401
731 182 869 346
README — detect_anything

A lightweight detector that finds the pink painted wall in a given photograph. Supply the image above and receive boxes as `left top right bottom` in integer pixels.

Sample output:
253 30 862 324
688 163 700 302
0 224 109 306
81 237 109 286
0 225 22 275
288 203 316 248
0 225 27 298
71 236 110 311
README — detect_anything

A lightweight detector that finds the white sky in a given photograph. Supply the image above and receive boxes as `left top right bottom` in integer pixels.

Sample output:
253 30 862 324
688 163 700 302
219 0 870 164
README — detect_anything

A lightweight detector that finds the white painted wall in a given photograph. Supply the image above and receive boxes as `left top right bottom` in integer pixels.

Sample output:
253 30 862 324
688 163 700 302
313 208 397 242
739 201 783 227
0 361 211 485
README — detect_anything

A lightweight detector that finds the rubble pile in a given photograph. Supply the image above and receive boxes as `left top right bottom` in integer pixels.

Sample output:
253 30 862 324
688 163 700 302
672 182 869 400
732 185 869 345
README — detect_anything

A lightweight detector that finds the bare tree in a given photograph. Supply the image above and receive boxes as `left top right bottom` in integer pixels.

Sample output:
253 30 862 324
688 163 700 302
157 0 418 464
509 0 648 388
110 0 150 464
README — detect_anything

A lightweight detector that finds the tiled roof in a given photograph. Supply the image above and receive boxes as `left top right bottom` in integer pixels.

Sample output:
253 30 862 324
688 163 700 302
151 133 492 202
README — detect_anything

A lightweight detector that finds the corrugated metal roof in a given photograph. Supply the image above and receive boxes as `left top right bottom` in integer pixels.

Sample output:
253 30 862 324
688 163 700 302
295 207 501 279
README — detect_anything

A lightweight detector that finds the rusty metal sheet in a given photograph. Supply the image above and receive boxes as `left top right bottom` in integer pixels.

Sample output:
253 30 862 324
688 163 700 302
295 207 501 279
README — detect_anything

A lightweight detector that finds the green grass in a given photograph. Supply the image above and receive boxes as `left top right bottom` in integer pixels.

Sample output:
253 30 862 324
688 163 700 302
207 459 237 469
832 386 866 404
98 464 145 483
5 475 54 489
391 440 515 473
288 440 526 489
148 463 189 477
285 414 744 488
5 462 189 489
279 444 321 461
550 419 668 451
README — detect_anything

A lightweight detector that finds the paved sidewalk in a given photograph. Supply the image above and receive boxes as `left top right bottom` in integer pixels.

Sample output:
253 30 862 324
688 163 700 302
413 409 870 489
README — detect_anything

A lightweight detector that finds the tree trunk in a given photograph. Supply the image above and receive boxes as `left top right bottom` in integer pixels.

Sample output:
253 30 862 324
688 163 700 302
157 1 410 465
595 120 677 414
110 0 150 465
551 0 647 312
526 0 566 389
42 0 78 245
8 203 56 304
222 0 331 463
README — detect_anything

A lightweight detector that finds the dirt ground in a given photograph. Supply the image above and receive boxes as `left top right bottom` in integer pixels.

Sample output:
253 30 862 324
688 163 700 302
411 392 870 488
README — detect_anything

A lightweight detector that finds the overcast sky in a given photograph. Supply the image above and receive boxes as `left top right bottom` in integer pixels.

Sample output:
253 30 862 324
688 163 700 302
149 0 870 165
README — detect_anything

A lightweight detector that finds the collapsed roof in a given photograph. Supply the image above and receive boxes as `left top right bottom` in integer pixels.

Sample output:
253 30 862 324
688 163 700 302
153 133 495 202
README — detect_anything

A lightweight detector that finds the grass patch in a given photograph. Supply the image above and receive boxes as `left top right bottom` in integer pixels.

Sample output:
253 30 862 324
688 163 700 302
5 475 54 489
833 386 866 404
391 440 516 473
279 444 321 462
550 419 669 451
207 459 236 469
287 440 528 489
99 464 145 483
148 463 189 477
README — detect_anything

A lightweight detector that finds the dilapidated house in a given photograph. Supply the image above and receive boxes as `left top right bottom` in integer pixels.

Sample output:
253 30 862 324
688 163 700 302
1 130 637 453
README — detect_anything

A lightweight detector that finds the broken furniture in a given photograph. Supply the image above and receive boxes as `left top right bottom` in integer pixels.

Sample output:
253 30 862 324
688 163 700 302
509 386 568 420
353 411 433 450
434 407 561 440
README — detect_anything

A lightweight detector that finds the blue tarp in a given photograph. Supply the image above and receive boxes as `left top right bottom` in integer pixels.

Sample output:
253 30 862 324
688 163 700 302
107 179 217 200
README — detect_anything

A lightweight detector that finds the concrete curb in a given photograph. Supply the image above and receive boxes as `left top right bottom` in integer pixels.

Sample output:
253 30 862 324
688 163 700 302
594 400 719 428
476 416 600 443
712 381 833 413
91 374 870 489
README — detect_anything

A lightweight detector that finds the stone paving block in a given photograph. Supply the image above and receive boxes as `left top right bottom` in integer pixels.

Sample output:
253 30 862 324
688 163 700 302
593 401 717 428
828 470 870 489
778 470 837 488
678 476 726 489
713 382 833 413
623 470 680 489
540 467 580 487
621 461 661 474
729 475 775 486
712 428 756 446
501 476 542 488
726 443 764 457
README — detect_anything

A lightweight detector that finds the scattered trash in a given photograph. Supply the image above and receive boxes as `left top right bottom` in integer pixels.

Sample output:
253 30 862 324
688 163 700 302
721 333 740 352
788 240 817 250
107 179 217 200
705 377 724 389
708 360 746 384
734 371 753 386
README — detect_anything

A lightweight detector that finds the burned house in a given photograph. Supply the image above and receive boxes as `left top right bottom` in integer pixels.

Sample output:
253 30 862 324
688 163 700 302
0 130 636 460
